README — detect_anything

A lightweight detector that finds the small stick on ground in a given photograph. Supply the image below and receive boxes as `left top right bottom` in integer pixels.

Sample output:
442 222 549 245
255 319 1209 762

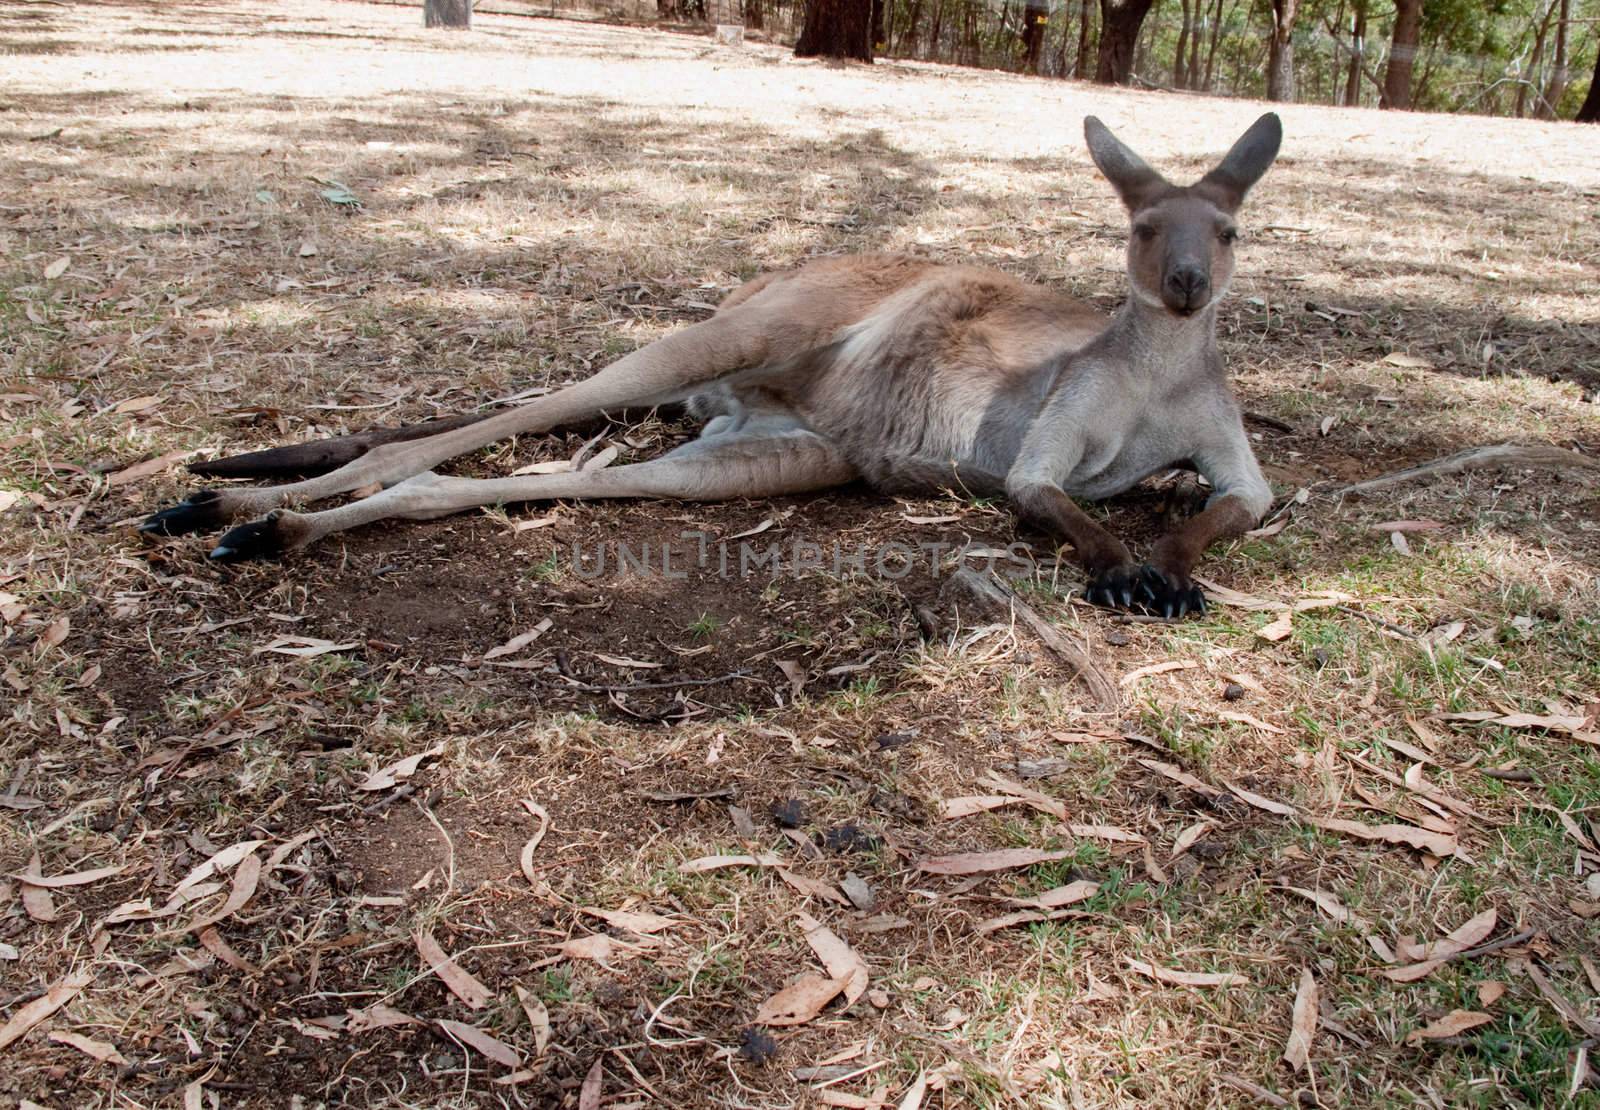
1218 1073 1291 1107
943 567 1119 711
556 670 751 694
1451 928 1537 962
1336 442 1600 497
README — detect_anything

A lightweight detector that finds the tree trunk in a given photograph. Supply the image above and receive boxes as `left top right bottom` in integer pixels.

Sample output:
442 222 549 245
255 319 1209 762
1202 0 1225 90
1022 0 1049 72
898 0 922 53
1266 0 1296 100
1577 43 1600 121
1187 0 1203 87
1094 0 1155 84
1518 0 1555 117
1380 0 1421 110
1343 0 1365 106
1539 0 1571 118
424 0 472 27
1052 3 1075 75
1174 0 1193 87
744 0 763 30
795 0 874 60
1132 0 1162 77
1076 0 1095 77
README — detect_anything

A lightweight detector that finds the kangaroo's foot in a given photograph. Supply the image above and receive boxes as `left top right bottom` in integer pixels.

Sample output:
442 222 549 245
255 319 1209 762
1084 562 1206 619
139 491 234 537
209 510 315 562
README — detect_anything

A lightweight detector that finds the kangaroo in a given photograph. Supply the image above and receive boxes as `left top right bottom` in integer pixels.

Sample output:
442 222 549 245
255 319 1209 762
142 113 1281 619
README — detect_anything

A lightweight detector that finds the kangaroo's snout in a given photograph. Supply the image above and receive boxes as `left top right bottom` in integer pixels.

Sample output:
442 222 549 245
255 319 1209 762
1163 262 1210 314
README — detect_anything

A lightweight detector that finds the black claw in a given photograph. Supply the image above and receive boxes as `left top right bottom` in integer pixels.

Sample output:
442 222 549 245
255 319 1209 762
1088 563 1213 617
139 491 226 537
207 515 287 562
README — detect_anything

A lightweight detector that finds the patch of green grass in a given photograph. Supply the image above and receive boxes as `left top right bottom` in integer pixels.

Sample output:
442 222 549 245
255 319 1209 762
781 624 821 648
686 611 721 639
523 550 565 583
1020 840 1107 884
831 674 883 712
537 967 573 1004
1140 703 1229 764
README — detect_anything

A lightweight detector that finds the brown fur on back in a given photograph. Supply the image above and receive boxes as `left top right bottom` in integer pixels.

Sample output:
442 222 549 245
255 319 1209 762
711 257 1106 484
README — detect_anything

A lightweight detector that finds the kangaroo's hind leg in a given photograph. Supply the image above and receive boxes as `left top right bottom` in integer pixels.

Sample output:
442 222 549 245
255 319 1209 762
207 420 857 561
140 270 845 539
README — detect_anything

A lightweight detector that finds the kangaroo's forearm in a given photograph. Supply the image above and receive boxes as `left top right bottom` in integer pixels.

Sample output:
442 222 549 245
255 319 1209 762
1148 494 1260 582
1008 482 1131 574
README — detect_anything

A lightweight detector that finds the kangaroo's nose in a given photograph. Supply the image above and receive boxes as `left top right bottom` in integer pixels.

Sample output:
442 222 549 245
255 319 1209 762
1164 265 1210 313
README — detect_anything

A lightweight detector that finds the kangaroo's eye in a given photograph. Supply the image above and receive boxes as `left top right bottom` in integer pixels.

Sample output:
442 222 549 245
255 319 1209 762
1220 228 1239 244
1134 225 1158 242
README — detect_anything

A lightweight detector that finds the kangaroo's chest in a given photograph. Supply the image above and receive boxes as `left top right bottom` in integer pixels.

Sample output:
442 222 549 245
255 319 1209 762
1058 385 1208 500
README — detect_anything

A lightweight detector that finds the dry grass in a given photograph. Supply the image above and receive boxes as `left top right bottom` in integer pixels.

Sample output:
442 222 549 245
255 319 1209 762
2 2 1599 1107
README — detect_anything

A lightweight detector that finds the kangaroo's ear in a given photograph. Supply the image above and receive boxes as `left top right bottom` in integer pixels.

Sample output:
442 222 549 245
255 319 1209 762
1084 116 1167 212
1198 113 1282 211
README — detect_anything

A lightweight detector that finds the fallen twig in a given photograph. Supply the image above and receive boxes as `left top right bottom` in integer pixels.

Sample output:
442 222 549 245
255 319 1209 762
1452 929 1537 962
1337 442 1599 497
1480 768 1536 783
360 783 417 816
556 670 751 694
942 568 1119 711
1218 1073 1290 1107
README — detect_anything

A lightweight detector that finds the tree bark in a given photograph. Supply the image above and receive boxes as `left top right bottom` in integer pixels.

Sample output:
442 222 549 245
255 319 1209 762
1053 2 1075 75
899 0 922 53
1380 0 1422 110
1343 0 1365 106
1131 0 1162 77
795 0 874 60
1518 0 1555 117
1094 0 1156 84
1186 0 1203 86
424 0 472 28
1022 0 1050 73
1540 0 1571 118
1174 0 1193 88
1076 0 1095 77
1202 0 1225 90
1577 42 1600 121
1266 0 1297 100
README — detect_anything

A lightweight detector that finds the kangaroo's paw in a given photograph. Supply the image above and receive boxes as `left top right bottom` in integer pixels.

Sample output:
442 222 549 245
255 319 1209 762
140 491 231 537
1084 563 1206 619
1147 576 1206 620
1084 562 1163 611
209 510 309 562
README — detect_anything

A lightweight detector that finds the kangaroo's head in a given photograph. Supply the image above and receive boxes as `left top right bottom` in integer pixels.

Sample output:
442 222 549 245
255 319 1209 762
1084 113 1281 318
